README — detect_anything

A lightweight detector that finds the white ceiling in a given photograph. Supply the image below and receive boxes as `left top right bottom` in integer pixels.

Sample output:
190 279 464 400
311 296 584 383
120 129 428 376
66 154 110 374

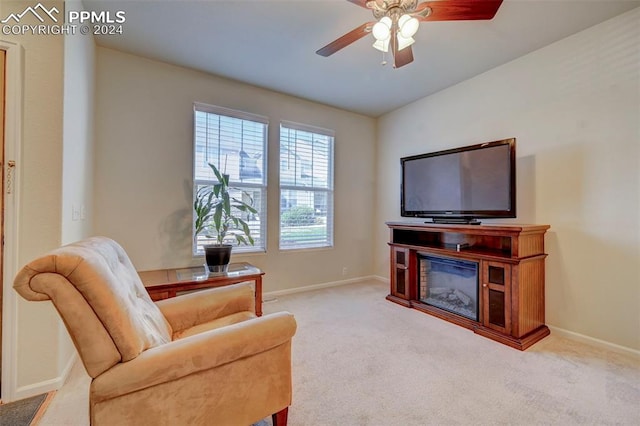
85 0 640 117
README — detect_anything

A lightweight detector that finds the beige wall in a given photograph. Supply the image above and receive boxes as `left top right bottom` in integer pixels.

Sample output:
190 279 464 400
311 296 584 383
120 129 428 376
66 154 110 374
94 48 376 291
375 8 640 350
60 0 96 375
62 0 95 245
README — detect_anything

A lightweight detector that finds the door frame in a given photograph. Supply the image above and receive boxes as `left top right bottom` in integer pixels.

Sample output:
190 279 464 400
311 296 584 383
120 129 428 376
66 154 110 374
1 39 23 403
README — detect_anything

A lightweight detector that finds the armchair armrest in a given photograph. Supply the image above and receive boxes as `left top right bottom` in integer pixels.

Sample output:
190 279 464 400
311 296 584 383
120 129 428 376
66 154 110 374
156 282 255 333
91 311 296 402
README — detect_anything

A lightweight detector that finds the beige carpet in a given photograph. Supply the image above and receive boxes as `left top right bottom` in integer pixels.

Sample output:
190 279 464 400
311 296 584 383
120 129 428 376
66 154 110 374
39 280 639 425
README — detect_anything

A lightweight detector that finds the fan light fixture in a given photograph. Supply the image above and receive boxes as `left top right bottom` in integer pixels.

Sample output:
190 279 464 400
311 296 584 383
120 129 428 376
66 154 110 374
316 0 505 69
372 13 419 53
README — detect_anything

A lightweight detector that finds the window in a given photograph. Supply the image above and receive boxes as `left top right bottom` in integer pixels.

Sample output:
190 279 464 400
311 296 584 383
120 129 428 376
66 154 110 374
193 103 267 254
279 122 334 250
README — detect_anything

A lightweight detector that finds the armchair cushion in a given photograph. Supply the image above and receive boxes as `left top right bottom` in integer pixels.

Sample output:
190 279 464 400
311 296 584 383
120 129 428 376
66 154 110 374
156 282 255 336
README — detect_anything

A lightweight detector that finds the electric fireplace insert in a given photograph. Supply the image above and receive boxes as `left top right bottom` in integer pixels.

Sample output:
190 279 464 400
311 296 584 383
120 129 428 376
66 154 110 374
418 255 479 321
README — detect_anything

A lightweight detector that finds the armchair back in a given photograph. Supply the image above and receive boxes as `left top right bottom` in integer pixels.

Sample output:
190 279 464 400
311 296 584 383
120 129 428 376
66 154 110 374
13 237 172 377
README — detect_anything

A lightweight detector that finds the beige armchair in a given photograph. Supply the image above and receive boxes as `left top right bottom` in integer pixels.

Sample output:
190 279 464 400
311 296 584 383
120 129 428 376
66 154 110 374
13 237 297 426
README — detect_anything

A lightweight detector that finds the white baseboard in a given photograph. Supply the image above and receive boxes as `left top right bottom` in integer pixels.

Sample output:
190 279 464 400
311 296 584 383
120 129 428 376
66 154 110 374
13 352 78 401
546 325 640 358
263 275 382 299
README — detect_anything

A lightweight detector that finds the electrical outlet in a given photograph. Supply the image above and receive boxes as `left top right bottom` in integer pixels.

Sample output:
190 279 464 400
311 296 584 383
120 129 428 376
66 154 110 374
342 267 348 276
72 204 80 221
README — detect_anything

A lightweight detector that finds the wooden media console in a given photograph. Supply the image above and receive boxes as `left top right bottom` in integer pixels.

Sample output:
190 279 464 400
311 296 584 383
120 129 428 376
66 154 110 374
386 222 550 350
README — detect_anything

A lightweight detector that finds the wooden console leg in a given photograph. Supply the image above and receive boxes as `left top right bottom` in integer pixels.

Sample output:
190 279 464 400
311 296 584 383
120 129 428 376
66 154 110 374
272 407 288 426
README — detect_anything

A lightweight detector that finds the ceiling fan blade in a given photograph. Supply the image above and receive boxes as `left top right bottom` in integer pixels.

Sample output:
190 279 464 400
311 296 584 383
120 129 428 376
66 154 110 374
416 0 503 21
394 45 414 69
316 22 374 57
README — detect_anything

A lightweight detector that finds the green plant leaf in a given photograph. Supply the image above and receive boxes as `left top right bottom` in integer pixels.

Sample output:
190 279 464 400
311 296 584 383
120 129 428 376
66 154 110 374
194 185 216 237
213 203 223 242
213 183 222 198
209 163 224 183
223 192 231 215
237 218 253 244
230 196 257 214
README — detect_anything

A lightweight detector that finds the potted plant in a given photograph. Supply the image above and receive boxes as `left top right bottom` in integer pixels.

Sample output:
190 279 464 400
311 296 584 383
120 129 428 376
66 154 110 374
194 163 257 273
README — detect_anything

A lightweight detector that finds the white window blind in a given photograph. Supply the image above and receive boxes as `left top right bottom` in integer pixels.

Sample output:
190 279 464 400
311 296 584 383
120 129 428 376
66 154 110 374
279 122 334 250
193 103 267 254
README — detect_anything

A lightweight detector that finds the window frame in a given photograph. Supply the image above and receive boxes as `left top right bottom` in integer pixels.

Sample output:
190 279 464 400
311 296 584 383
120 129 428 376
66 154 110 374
278 120 335 251
193 102 268 256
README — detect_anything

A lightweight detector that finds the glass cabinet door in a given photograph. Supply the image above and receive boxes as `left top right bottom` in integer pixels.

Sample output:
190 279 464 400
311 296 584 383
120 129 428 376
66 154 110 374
392 247 411 299
482 261 511 334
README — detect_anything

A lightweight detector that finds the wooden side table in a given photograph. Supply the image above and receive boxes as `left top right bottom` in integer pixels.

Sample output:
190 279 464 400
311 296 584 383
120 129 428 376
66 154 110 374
139 262 265 316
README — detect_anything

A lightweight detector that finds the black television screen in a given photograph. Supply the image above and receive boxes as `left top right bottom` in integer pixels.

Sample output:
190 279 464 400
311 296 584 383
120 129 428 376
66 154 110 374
401 138 516 224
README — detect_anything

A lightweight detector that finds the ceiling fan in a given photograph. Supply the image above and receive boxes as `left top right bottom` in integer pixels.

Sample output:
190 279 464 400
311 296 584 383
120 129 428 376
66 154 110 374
316 0 504 69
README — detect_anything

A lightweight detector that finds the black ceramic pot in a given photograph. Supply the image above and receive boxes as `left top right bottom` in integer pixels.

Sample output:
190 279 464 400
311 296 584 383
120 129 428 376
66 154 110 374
204 244 232 273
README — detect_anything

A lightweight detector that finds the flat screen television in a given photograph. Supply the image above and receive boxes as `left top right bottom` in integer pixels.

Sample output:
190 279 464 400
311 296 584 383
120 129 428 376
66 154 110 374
401 138 516 224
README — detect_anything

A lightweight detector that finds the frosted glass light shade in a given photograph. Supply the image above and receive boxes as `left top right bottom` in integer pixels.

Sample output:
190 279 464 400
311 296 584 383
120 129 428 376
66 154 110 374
398 14 419 38
397 34 415 51
373 38 390 52
372 17 391 41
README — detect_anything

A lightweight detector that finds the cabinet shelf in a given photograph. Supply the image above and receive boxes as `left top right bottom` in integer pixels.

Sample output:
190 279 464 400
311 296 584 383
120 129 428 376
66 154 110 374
391 242 517 262
386 222 550 350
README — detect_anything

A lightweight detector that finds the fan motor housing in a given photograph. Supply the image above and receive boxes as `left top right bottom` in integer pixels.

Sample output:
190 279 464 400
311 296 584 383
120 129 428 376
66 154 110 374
369 0 419 20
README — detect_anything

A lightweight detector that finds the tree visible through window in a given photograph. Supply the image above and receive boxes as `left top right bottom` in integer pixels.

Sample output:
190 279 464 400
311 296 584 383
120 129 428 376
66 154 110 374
279 122 334 250
193 103 267 254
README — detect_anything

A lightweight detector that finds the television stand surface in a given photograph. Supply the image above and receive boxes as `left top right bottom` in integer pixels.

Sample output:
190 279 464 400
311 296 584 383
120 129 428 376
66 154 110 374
428 218 482 225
